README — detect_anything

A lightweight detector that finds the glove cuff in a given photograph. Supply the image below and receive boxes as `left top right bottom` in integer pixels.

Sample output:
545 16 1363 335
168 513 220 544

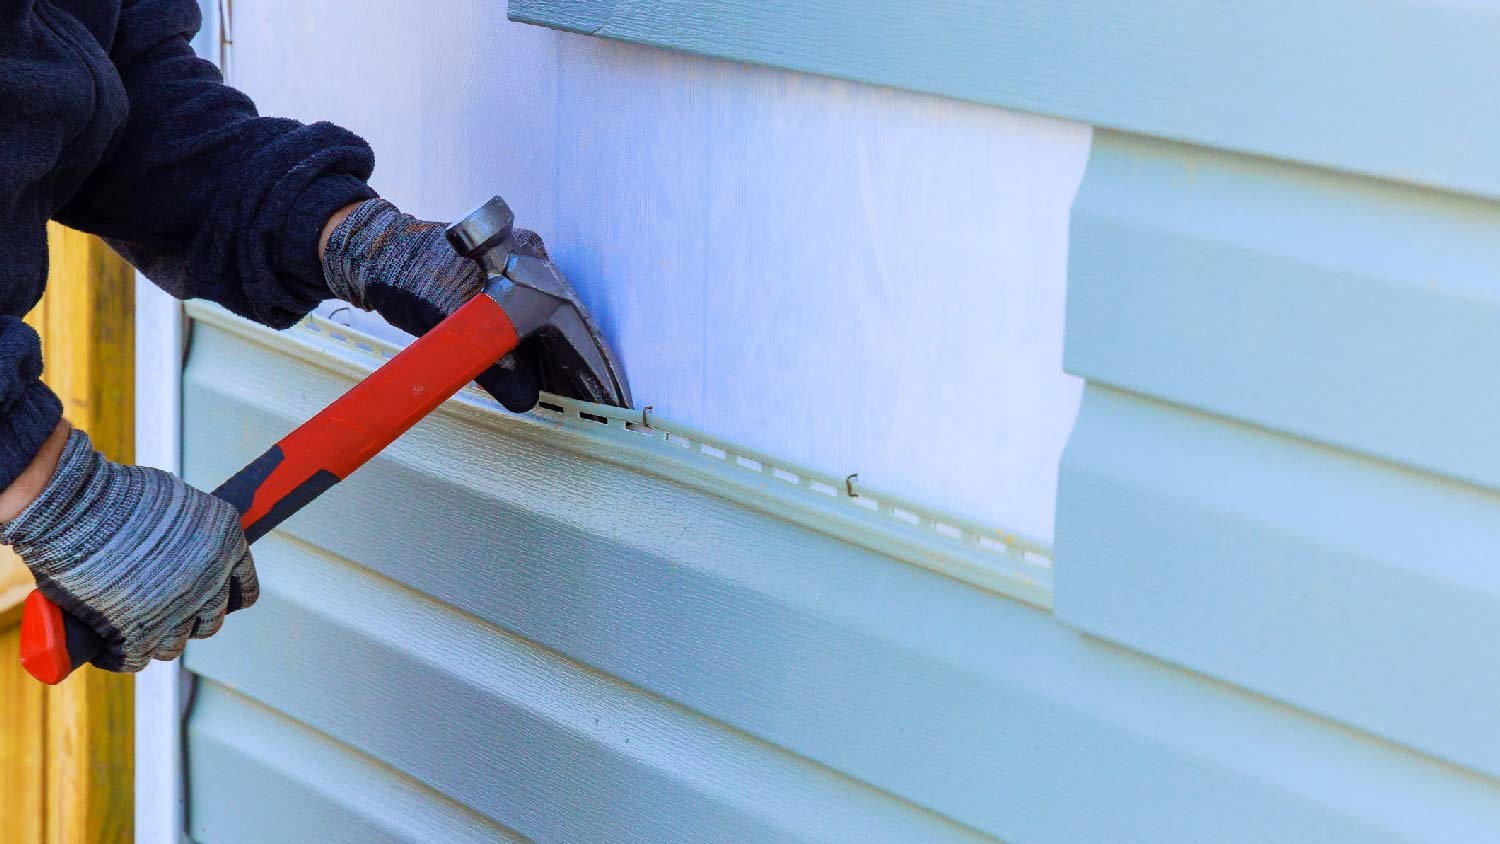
0 430 123 656
0 374 65 495
0 428 100 547
321 197 395 310
321 197 487 321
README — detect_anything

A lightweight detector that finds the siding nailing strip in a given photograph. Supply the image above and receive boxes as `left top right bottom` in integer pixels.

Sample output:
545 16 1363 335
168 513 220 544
188 303 1053 608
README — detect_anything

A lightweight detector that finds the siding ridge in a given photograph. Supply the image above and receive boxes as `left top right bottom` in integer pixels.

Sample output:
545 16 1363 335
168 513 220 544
190 681 532 843
184 302 1053 609
209 533 1006 842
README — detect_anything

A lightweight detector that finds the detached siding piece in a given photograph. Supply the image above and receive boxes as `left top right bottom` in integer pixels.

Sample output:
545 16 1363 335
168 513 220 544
512 0 1500 199
180 312 1500 843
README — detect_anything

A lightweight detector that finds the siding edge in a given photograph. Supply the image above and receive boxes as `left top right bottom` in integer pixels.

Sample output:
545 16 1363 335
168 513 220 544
184 303 1054 609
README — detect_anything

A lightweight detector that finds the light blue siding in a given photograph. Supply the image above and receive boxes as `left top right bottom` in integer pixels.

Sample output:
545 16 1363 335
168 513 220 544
188 534 985 844
188 684 524 844
1056 114 1500 808
512 0 1500 199
1066 133 1500 490
181 312 1500 842
1056 384 1500 777
171 3 1500 838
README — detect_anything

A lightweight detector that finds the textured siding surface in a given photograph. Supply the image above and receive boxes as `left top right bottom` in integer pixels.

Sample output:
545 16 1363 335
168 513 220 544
167 2 1500 840
1065 134 1500 488
180 312 1500 843
1055 123 1500 793
188 685 524 844
520 0 1500 833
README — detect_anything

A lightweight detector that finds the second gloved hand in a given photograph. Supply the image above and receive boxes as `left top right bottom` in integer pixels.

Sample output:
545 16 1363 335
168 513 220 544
321 198 549 412
0 429 256 672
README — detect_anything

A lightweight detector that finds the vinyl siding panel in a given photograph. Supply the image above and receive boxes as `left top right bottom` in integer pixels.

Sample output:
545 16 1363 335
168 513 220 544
1056 384 1500 777
1066 133 1500 491
180 311 1500 843
188 685 524 844
511 0 1500 200
1056 129 1500 786
157 2 1500 840
187 535 977 844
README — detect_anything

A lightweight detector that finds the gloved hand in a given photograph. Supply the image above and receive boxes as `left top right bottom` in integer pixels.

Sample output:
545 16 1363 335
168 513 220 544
321 198 551 413
0 428 256 672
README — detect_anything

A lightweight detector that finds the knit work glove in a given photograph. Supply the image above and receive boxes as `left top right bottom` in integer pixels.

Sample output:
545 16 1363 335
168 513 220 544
0 430 256 673
322 198 551 412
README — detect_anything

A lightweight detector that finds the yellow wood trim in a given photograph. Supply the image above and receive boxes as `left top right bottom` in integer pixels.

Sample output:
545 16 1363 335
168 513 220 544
0 545 34 628
0 225 137 844
34 226 135 460
0 582 31 630
0 543 40 844
45 671 133 844
0 625 47 844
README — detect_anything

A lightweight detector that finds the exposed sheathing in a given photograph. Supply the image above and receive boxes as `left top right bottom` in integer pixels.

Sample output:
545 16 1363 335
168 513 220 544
222 0 1089 541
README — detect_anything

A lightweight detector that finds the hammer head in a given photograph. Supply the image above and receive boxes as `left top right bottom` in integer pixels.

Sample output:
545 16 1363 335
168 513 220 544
446 197 633 410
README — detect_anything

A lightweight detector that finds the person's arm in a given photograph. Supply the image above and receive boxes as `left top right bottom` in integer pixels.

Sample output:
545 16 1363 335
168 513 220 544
0 192 362 522
0 320 65 505
54 0 376 328
0 419 68 523
61 0 571 414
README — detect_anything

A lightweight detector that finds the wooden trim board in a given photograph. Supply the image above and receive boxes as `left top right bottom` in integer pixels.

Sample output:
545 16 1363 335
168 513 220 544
0 226 135 844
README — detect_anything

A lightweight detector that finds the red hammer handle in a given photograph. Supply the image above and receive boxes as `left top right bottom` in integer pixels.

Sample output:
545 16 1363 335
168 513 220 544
19 294 519 684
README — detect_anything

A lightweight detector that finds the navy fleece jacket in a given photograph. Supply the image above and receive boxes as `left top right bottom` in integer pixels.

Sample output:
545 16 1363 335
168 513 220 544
1 0 376 490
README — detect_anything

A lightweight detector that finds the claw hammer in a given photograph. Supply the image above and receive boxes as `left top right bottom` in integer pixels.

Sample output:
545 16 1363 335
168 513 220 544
18 196 632 684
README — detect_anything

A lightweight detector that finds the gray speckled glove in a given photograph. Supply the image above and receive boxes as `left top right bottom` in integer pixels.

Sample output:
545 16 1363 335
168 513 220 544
0 429 256 672
321 197 550 412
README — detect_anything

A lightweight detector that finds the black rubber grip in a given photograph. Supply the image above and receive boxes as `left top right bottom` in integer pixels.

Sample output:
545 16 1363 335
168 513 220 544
214 445 285 515
62 611 104 673
240 469 340 543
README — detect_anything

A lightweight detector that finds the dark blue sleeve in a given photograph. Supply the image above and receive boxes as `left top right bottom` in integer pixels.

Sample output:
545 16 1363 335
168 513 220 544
0 319 63 493
53 0 377 329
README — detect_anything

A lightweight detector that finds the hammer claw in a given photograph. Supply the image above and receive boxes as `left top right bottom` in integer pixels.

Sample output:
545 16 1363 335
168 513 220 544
449 198 633 410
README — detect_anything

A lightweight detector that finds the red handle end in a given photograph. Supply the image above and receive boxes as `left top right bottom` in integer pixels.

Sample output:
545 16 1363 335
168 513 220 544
20 589 75 685
16 293 522 685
